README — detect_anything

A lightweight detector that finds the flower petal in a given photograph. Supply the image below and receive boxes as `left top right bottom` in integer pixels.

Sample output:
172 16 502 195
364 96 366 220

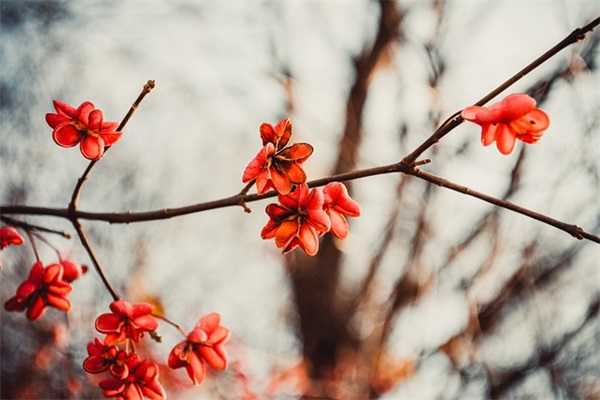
53 124 82 147
480 123 498 147
275 220 298 249
274 118 292 149
327 210 349 239
276 143 313 162
88 109 104 130
270 167 293 195
298 223 319 256
496 124 517 155
80 136 105 160
199 346 228 371
242 145 270 183
45 113 71 129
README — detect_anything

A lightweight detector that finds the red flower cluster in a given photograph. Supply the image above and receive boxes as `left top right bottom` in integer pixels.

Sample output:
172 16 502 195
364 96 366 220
243 119 362 256
243 119 313 195
0 226 24 269
462 93 550 155
4 260 86 320
168 312 231 386
262 182 361 256
84 300 165 400
46 100 123 161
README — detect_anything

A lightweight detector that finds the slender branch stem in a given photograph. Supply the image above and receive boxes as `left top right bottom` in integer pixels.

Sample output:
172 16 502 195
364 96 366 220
71 219 120 300
410 168 599 243
0 215 71 238
402 16 600 165
70 80 156 210
152 313 188 338
2 160 598 243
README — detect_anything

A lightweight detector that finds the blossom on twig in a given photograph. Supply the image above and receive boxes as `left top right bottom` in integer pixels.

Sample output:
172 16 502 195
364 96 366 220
95 300 158 345
243 119 313 195
261 184 331 256
168 312 231 386
4 261 73 320
461 94 550 155
46 100 123 161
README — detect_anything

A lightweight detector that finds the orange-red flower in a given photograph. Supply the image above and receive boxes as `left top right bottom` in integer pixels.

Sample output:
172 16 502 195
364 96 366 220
60 259 87 282
461 94 550 155
83 338 131 379
99 356 166 400
243 119 313 195
168 312 230 386
261 184 331 256
95 300 158 346
322 182 361 239
4 261 73 320
46 100 123 161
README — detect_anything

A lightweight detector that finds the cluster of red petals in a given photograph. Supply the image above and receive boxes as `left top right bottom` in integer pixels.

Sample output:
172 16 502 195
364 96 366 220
3 260 84 320
84 338 132 378
262 182 361 255
46 100 123 161
95 300 159 345
243 119 313 195
462 94 550 155
168 312 231 386
0 226 24 269
98 355 166 400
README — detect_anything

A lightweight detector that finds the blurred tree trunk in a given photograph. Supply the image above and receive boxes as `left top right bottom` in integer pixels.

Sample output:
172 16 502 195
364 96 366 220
286 1 403 397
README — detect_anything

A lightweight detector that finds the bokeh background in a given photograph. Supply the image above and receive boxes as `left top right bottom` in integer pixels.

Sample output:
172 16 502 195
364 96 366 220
1 1 599 398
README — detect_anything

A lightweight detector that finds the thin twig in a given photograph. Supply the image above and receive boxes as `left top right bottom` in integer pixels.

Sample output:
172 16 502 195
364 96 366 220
69 80 156 210
410 168 599 243
3 159 598 243
0 215 71 238
71 219 120 300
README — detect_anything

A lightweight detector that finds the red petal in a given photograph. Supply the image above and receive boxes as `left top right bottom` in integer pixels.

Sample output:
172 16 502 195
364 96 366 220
274 220 298 249
209 326 230 344
130 302 155 318
28 261 44 284
185 352 206 385
80 136 105 160
43 264 64 284
132 315 158 331
83 356 109 374
45 113 71 129
279 161 307 185
168 342 188 369
260 122 277 146
199 346 228 370
88 109 103 130
27 296 47 320
298 223 319 256
196 312 221 333
53 124 82 147
77 102 95 125
0 227 24 247
260 218 279 239
46 293 71 311
276 142 313 161
53 100 79 118
496 124 517 155
480 123 498 147
327 210 349 239
96 313 123 333
270 167 292 195
101 132 123 147
243 145 270 183
461 106 485 123
274 118 292 149
101 121 119 131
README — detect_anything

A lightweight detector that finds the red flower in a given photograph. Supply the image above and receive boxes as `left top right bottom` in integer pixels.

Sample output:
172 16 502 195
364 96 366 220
83 338 131 379
99 356 166 400
95 300 158 346
243 119 313 195
461 94 550 155
4 261 72 320
322 182 361 239
261 184 331 256
46 100 123 161
168 312 231 386
0 226 24 249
